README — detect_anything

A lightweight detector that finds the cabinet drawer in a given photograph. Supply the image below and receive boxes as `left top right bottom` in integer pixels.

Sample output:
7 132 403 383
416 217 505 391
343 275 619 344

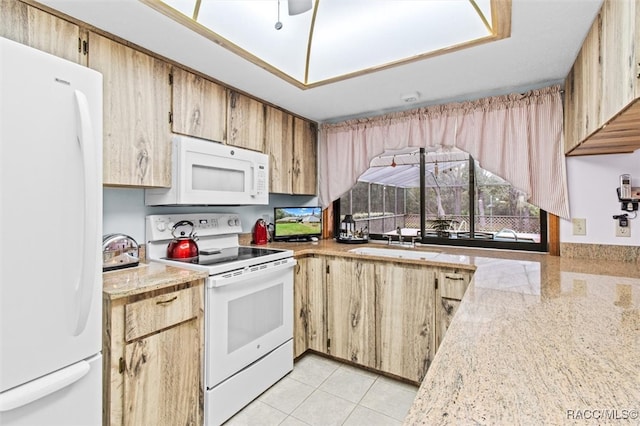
440 272 469 300
125 286 201 341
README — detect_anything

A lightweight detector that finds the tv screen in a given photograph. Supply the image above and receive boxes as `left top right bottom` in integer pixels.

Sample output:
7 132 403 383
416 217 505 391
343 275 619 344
273 206 322 241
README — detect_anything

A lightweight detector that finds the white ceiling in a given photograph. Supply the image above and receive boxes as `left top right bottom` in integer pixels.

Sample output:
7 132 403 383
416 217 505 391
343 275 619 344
152 0 495 86
38 0 603 123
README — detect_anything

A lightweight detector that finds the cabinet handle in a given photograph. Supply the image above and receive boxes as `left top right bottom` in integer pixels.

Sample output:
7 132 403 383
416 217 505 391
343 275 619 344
444 275 465 281
156 296 178 305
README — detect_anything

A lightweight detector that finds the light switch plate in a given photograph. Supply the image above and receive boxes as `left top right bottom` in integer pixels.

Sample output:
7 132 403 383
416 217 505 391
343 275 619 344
572 218 586 236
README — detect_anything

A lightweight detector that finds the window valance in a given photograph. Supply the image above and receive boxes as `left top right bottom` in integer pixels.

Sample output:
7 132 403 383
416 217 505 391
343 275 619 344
318 85 569 219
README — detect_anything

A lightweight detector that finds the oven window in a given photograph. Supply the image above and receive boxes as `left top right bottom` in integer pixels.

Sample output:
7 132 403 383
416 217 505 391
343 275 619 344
227 284 283 353
193 165 245 192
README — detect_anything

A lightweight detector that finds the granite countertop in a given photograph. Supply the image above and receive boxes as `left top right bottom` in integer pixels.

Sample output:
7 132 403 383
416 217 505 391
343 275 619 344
102 262 208 300
401 253 640 424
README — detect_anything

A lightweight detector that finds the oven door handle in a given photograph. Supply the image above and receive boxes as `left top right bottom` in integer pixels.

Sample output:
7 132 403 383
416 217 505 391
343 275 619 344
206 258 297 288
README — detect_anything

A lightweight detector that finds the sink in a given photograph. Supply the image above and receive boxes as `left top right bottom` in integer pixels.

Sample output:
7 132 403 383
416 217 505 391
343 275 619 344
349 247 440 260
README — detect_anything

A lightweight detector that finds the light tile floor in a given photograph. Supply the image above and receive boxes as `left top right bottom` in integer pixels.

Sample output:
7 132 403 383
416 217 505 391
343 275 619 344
225 354 419 426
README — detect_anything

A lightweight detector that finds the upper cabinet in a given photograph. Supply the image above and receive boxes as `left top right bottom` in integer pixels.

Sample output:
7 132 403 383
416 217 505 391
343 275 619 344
564 0 640 155
88 33 172 187
0 0 83 64
265 105 294 194
292 117 318 195
171 68 227 143
264 108 318 195
227 91 265 152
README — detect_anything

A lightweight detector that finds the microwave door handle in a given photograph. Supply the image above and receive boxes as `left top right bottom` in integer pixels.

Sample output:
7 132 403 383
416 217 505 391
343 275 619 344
249 162 258 197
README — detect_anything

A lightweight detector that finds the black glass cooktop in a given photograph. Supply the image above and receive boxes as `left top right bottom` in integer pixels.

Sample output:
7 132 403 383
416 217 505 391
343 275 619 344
163 246 284 266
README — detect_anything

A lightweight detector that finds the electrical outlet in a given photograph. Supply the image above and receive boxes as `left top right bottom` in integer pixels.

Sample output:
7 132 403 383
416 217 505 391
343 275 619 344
616 221 631 237
572 218 586 236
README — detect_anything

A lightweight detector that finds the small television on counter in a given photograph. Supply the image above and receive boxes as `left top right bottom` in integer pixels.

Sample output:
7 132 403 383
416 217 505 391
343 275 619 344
273 206 322 241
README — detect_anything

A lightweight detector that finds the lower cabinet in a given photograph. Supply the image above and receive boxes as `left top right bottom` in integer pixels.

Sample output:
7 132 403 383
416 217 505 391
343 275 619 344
293 254 472 383
325 257 376 369
104 281 204 426
293 256 326 357
376 263 435 382
435 269 472 349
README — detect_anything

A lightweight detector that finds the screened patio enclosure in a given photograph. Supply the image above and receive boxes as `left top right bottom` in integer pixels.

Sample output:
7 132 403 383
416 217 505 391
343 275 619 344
338 147 547 251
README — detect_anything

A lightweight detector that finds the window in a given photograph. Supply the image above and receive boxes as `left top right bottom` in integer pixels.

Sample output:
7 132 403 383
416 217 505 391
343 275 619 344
337 148 547 251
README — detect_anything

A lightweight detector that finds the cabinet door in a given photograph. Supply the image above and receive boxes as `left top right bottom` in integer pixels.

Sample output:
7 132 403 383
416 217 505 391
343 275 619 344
265 106 294 194
292 117 317 195
305 256 327 353
375 263 435 382
294 256 326 357
325 257 375 368
172 68 227 142
435 270 471 349
88 32 172 187
227 91 265 152
123 320 202 426
599 0 638 125
0 0 81 63
293 259 309 358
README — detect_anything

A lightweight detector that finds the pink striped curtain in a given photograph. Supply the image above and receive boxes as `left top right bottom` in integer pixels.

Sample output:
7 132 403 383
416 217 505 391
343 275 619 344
318 85 570 219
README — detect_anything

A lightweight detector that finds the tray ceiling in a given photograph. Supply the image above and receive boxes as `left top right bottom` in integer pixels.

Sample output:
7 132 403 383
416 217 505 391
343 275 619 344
144 0 507 88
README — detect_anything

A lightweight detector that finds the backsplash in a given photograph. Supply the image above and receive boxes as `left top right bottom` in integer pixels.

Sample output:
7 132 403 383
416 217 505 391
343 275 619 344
103 188 318 245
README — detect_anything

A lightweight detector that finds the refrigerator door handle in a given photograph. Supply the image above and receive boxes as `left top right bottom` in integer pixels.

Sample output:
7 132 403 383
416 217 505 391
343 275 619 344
0 360 90 412
72 89 100 337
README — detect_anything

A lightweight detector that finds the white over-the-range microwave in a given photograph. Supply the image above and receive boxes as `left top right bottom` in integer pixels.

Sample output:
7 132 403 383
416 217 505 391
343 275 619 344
145 134 269 206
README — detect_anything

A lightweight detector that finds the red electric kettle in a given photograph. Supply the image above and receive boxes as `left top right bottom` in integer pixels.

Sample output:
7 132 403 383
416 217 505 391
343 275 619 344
253 219 268 245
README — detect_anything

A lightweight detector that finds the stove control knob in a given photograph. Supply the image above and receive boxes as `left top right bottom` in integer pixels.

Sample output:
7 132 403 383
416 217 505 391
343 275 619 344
157 221 166 232
228 218 237 226
234 218 240 226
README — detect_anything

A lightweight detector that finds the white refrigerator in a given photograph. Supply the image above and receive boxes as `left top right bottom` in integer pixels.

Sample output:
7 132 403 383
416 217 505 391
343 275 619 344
0 37 103 425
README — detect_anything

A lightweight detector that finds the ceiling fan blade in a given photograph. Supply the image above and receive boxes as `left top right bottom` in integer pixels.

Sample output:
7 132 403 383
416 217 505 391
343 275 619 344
288 0 312 15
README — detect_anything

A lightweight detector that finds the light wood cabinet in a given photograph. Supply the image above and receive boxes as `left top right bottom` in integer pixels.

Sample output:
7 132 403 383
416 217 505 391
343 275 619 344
0 0 83 63
294 254 472 383
435 269 471 349
293 256 326 357
292 117 318 195
227 91 265 152
104 282 204 426
564 0 640 155
375 263 436 382
325 257 376 368
88 32 172 187
265 110 317 195
265 105 294 194
171 68 227 142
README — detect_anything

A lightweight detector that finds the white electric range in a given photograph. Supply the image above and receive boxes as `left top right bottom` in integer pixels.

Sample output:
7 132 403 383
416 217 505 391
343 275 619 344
146 213 296 425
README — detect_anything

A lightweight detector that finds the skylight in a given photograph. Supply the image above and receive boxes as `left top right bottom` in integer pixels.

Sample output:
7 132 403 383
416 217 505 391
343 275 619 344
141 0 510 88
